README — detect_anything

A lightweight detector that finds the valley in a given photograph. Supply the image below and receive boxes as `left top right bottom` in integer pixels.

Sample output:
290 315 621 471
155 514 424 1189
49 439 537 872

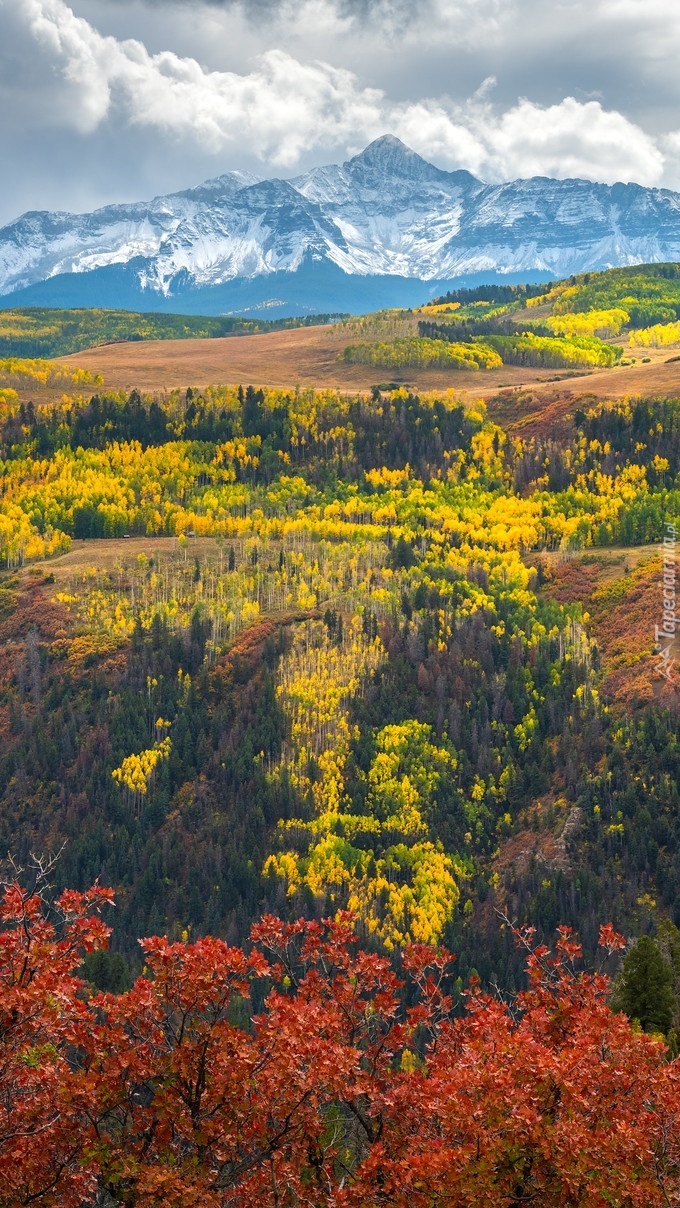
2 264 680 977
3 261 680 1204
5 0 680 1197
59 317 680 402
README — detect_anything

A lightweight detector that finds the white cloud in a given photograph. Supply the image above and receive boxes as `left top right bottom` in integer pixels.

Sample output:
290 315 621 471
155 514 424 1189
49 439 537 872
659 132 680 192
19 0 385 162
11 0 672 186
391 104 487 176
600 0 680 38
21 0 113 131
390 95 664 187
475 96 664 185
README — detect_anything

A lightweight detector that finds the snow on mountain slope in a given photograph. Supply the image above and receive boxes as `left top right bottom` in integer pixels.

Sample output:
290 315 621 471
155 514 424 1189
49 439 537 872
1 136 680 306
0 170 261 296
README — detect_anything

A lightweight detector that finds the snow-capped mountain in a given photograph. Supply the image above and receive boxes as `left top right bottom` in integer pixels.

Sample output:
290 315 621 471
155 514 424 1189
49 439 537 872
2 136 680 316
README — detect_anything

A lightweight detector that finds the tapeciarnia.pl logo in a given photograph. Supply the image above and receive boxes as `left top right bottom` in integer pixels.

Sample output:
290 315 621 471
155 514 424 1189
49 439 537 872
654 521 678 684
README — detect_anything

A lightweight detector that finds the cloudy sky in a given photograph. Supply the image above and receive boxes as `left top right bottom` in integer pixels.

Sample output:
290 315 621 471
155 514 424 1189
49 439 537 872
1 0 679 224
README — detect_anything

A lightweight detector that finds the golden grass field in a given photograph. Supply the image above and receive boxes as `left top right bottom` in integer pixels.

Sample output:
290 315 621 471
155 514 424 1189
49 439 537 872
25 535 227 587
59 323 680 402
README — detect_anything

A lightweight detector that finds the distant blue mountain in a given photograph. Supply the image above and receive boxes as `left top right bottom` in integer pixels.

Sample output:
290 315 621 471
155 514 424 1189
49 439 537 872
1 136 678 317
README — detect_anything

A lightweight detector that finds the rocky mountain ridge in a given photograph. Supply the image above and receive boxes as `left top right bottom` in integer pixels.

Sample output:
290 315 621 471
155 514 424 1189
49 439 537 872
2 136 679 314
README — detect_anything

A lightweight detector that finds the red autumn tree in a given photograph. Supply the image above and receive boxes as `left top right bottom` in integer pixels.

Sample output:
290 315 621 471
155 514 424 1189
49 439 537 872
90 915 411 1207
0 876 113 1207
0 882 679 1208
342 924 680 1208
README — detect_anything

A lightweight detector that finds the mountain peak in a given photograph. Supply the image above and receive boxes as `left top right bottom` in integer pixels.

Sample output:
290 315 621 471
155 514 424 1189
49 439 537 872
2 145 680 312
346 135 445 182
359 134 413 158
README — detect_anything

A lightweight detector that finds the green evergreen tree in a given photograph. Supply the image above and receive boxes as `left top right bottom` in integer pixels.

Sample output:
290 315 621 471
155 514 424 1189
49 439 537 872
613 935 674 1036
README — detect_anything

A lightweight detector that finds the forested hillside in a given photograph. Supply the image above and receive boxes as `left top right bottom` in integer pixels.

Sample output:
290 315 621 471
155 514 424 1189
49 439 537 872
2 265 680 1205
1 358 679 998
342 262 680 372
0 307 345 358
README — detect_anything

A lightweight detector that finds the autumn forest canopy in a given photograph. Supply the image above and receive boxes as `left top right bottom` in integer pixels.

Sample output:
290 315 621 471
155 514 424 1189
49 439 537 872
3 263 680 1205
340 262 680 371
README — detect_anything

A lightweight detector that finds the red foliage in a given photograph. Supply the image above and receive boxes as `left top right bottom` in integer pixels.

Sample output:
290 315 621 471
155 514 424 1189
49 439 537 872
0 583 69 645
0 888 678 1207
0 881 114 1206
